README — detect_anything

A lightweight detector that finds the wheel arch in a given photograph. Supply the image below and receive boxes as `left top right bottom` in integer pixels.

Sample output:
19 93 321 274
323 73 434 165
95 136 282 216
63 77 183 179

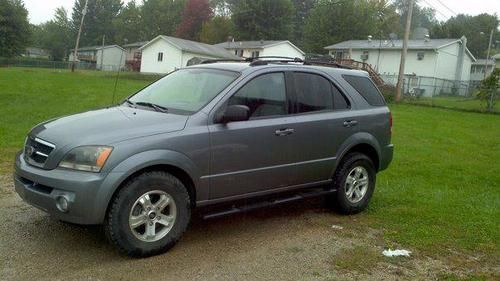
95 150 201 224
332 133 382 177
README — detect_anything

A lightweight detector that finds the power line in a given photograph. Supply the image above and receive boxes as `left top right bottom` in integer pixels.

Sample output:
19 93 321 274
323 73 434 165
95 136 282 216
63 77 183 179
420 0 449 19
433 0 457 17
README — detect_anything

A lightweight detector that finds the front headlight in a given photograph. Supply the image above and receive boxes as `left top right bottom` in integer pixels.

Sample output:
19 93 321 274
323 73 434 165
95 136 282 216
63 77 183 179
59 146 113 172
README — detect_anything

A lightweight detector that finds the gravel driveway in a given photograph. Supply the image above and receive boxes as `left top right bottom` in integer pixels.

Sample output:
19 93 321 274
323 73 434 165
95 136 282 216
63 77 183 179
0 177 482 281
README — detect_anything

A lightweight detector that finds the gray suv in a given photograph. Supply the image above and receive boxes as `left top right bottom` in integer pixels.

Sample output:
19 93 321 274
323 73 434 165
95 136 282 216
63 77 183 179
14 58 393 257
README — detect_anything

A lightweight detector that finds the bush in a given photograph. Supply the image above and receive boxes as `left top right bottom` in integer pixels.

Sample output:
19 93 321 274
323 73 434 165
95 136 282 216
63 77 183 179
476 68 499 112
379 84 396 103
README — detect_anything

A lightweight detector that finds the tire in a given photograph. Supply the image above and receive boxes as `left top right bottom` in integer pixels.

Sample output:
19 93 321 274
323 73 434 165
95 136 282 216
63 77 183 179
327 152 376 214
104 171 191 257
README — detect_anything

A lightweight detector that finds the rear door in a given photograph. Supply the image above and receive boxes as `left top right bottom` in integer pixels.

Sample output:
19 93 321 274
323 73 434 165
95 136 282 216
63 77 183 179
287 71 357 185
207 72 296 199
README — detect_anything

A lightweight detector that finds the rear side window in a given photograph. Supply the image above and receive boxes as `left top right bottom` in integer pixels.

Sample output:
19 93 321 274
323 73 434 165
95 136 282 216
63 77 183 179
342 75 385 106
293 73 333 113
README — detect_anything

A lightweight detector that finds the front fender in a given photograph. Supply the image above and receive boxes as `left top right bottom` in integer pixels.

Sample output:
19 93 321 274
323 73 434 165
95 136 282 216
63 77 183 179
92 149 202 224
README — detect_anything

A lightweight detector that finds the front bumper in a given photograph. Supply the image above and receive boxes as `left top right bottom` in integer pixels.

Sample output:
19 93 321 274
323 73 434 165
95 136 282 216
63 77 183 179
14 151 108 224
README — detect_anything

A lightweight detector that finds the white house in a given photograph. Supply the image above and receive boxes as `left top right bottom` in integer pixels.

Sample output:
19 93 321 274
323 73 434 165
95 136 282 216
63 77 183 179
69 45 126 71
325 37 476 96
215 40 305 60
140 35 239 74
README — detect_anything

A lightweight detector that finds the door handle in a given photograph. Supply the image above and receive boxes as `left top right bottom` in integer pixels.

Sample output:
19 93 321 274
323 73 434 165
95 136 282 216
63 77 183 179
343 120 358 128
275 128 295 136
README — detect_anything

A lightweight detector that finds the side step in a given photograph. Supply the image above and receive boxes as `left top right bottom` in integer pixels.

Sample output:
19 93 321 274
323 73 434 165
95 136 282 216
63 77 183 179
202 188 336 220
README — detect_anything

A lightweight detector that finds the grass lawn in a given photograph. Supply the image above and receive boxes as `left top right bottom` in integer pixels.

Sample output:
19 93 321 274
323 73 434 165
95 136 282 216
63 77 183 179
402 95 499 113
1 67 499 268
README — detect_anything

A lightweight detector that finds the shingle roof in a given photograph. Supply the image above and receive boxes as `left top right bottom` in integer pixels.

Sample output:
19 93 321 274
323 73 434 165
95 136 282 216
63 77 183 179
123 41 149 48
324 39 460 50
215 40 286 49
141 36 239 59
71 45 123 52
215 40 305 55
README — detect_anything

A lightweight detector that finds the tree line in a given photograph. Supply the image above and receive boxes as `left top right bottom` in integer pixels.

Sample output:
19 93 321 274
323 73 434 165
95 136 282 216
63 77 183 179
1 0 498 61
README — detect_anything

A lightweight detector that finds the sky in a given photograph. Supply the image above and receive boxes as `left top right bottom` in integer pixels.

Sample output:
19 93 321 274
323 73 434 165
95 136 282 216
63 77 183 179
23 0 500 25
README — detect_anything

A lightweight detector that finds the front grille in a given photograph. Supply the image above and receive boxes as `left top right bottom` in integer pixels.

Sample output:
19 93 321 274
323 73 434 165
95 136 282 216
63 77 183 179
24 137 56 166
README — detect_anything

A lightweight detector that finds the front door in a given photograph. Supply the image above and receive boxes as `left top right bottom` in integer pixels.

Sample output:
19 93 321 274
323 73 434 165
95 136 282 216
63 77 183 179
207 72 295 199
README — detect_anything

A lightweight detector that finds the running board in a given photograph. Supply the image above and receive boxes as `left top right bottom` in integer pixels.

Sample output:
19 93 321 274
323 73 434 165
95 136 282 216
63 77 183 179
202 188 336 220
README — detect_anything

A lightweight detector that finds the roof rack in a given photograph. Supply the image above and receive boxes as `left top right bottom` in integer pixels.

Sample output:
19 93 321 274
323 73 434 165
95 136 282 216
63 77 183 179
199 56 354 71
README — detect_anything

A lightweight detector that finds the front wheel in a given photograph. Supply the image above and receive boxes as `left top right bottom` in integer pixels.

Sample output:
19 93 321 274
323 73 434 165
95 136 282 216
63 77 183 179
104 171 191 257
327 153 376 214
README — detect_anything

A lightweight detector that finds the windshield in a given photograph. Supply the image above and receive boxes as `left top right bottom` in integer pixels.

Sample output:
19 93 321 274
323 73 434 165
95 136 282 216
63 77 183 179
129 68 239 114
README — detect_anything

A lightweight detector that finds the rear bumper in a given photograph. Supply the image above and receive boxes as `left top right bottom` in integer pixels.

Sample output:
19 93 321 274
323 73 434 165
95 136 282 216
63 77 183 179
379 144 394 171
14 151 108 225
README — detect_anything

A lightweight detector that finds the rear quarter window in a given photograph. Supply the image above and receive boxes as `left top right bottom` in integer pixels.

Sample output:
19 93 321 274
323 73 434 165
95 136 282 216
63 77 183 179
342 75 385 106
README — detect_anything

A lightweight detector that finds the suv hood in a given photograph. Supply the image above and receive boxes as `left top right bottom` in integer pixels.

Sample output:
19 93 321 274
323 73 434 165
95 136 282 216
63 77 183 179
30 106 189 148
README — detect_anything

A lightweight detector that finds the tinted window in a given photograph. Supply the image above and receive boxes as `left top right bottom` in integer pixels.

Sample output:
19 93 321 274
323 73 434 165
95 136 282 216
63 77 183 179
228 73 287 119
342 75 385 106
293 73 333 113
332 85 350 110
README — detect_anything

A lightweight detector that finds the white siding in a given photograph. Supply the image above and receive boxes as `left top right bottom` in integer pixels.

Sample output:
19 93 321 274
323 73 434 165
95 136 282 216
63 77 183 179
140 40 182 74
434 43 459 80
260 43 305 59
96 47 126 71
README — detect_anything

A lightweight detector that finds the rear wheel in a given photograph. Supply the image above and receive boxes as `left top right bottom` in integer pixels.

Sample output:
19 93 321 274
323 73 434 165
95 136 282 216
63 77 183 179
104 171 191 257
327 153 376 214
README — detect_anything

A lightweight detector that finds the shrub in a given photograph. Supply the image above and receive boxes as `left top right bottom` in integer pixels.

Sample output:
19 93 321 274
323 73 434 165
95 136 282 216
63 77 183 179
476 68 499 112
379 84 396 103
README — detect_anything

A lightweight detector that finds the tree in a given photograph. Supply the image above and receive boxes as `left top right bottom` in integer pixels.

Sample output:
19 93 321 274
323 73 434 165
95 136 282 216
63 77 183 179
176 0 213 41
71 0 122 46
231 0 295 40
393 0 438 35
113 1 143 44
432 14 499 58
477 68 499 112
303 0 399 53
37 7 73 60
199 16 234 44
0 0 31 57
140 0 186 39
291 0 316 47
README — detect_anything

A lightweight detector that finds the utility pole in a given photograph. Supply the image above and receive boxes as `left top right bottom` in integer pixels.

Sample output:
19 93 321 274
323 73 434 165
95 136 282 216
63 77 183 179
100 35 105 70
484 29 493 80
395 0 414 102
71 0 89 72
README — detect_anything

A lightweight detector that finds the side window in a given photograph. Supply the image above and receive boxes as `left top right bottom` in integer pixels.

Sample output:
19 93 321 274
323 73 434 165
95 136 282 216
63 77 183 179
343 75 385 106
228 73 287 119
332 84 350 110
293 72 333 113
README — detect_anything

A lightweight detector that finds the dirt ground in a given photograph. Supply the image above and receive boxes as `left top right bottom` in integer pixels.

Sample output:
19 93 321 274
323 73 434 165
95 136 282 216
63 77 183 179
0 176 493 281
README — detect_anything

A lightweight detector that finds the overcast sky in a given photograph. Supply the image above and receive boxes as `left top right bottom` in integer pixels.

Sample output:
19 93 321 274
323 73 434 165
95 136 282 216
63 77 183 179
23 0 500 25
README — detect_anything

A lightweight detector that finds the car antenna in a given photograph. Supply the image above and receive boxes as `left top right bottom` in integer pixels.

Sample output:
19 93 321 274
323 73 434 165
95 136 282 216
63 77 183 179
111 51 124 104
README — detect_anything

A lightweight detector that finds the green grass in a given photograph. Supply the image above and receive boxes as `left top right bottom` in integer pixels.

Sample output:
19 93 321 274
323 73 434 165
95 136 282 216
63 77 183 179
1 67 499 263
370 104 500 257
402 96 499 113
0 67 158 174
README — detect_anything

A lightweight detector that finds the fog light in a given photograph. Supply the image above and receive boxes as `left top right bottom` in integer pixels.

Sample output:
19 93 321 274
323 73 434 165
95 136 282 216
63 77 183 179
56 196 69 213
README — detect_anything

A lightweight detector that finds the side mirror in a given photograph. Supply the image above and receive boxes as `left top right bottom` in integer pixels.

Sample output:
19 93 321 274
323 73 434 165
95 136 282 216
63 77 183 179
221 105 250 123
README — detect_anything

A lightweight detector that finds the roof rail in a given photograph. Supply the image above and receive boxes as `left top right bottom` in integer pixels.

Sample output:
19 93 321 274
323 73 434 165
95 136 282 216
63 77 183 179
200 59 245 64
303 60 354 69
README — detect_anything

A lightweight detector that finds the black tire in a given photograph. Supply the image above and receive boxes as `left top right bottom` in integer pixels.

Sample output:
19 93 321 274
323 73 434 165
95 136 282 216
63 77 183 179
104 171 191 257
327 152 376 214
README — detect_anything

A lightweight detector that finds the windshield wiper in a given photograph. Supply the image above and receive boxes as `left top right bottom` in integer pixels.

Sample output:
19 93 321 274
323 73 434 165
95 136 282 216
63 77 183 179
134 101 169 113
124 99 137 108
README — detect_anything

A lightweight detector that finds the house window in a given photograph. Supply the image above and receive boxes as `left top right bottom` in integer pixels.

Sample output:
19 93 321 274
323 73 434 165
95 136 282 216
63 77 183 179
234 50 238 55
158 52 163 62
417 52 425 60
251 51 260 58
361 51 369 61
239 50 244 57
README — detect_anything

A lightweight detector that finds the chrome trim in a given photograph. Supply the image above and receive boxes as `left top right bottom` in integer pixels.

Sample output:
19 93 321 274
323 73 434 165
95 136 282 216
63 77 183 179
34 137 56 149
34 151 49 157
